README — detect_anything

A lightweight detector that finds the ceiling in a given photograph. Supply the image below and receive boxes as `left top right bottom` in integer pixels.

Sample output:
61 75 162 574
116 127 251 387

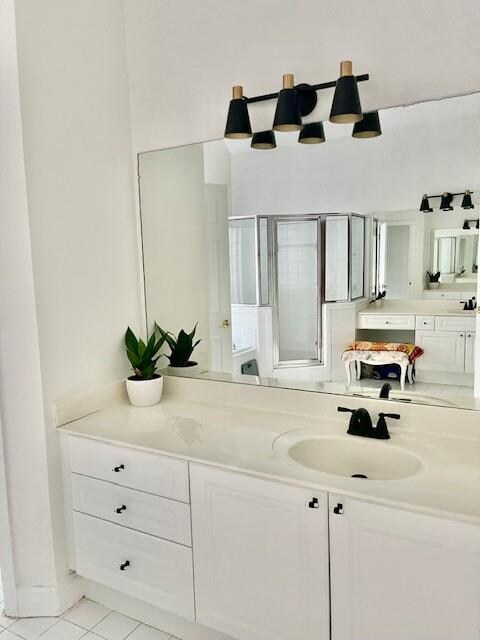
124 0 480 152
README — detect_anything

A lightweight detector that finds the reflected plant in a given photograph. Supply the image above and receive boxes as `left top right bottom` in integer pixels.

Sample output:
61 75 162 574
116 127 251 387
155 323 201 367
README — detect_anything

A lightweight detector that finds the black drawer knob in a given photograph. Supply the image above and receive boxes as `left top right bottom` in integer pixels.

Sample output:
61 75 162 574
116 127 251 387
119 560 130 571
113 464 125 473
115 505 127 514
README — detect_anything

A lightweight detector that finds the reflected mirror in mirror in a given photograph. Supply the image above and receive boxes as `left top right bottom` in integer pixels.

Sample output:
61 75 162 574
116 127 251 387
139 93 480 410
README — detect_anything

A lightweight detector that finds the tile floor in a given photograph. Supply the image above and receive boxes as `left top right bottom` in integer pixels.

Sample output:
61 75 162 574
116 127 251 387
0 598 179 640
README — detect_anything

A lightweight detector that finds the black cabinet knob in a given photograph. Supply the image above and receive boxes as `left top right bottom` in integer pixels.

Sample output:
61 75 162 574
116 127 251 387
115 505 127 514
308 497 319 509
119 560 130 571
333 503 344 515
113 464 125 473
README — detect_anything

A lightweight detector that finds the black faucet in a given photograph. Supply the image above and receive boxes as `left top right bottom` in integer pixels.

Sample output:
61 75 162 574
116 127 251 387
379 383 391 399
338 407 400 439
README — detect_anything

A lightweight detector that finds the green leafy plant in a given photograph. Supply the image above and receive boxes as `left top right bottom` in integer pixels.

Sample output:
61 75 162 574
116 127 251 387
125 327 165 380
155 323 201 367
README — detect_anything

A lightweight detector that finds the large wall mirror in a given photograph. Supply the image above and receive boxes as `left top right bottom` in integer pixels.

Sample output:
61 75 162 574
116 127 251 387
138 93 480 410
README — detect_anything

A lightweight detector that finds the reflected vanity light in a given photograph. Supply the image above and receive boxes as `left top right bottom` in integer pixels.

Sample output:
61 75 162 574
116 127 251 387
224 61 375 149
419 190 475 213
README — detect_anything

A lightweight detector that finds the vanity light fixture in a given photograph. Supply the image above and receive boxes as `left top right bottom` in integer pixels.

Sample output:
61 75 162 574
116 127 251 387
329 61 363 124
251 130 277 150
462 218 479 230
461 190 475 209
420 190 474 213
440 192 454 211
224 85 252 139
298 122 326 144
272 74 302 132
224 62 371 149
352 110 382 138
419 195 433 213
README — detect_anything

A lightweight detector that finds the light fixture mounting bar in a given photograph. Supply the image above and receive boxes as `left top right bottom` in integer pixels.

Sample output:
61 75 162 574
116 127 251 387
243 74 369 104
426 191 469 199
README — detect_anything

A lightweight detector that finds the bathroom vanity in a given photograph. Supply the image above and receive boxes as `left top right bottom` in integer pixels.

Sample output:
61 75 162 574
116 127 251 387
357 301 477 382
59 377 480 640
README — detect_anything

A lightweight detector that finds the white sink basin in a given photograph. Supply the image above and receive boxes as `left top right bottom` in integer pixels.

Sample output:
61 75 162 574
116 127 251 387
286 436 422 480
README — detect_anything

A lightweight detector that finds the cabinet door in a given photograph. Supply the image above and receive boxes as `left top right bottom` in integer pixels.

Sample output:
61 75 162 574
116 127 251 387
415 330 465 372
190 464 329 640
465 332 476 374
329 495 480 640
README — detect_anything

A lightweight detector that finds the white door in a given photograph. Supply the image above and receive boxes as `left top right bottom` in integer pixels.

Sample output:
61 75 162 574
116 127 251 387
329 495 480 640
465 332 476 374
205 184 232 372
190 464 330 640
415 330 465 372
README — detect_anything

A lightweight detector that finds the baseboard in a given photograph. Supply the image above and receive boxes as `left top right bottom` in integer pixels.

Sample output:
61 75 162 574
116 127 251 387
16 573 84 618
84 580 232 640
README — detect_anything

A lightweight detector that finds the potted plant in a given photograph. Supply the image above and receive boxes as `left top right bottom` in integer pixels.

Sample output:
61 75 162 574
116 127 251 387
155 323 201 377
124 327 165 406
426 271 441 289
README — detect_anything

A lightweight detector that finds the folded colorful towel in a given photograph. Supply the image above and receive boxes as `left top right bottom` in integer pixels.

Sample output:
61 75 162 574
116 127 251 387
343 341 424 363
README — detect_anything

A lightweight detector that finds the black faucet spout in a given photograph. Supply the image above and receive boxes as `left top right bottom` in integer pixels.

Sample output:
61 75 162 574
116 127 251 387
379 383 391 399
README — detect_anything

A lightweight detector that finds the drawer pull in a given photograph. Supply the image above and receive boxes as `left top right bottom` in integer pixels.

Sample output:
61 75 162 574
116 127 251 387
113 464 125 473
115 505 127 514
119 560 130 571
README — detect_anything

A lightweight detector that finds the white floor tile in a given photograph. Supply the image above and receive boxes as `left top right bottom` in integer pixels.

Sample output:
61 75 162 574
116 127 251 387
63 599 110 630
80 635 104 640
9 617 57 640
126 624 171 640
36 621 85 640
0 612 16 629
0 631 24 640
91 612 139 640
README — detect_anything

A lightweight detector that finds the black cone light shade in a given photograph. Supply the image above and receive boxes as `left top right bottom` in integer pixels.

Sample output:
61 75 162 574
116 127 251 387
224 85 252 139
440 192 453 211
352 111 382 138
461 190 474 209
298 122 325 144
251 130 276 150
330 61 363 124
420 194 433 213
273 74 302 132
463 220 470 230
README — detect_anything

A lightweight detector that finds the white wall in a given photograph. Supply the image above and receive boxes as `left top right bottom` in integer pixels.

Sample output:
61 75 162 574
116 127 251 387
123 0 480 153
0 0 57 615
3 0 143 614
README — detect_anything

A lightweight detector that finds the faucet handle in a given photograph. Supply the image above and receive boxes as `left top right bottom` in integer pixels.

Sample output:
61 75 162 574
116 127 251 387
375 412 400 440
337 406 356 414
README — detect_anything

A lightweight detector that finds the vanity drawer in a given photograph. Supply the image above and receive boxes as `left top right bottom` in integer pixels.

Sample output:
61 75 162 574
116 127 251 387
434 316 476 332
71 474 191 546
423 291 462 300
67 436 189 503
415 315 435 331
73 512 194 619
357 314 415 330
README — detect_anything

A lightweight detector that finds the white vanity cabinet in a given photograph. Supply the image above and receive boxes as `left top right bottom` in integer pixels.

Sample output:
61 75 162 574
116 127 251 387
63 435 195 620
329 495 480 640
415 329 476 373
190 463 330 640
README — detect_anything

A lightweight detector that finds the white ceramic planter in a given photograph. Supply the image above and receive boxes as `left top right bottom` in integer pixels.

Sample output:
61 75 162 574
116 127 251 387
167 362 200 377
126 375 163 407
428 282 440 289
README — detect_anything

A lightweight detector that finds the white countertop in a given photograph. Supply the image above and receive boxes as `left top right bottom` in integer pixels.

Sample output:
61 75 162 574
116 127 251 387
59 396 480 527
358 301 476 316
